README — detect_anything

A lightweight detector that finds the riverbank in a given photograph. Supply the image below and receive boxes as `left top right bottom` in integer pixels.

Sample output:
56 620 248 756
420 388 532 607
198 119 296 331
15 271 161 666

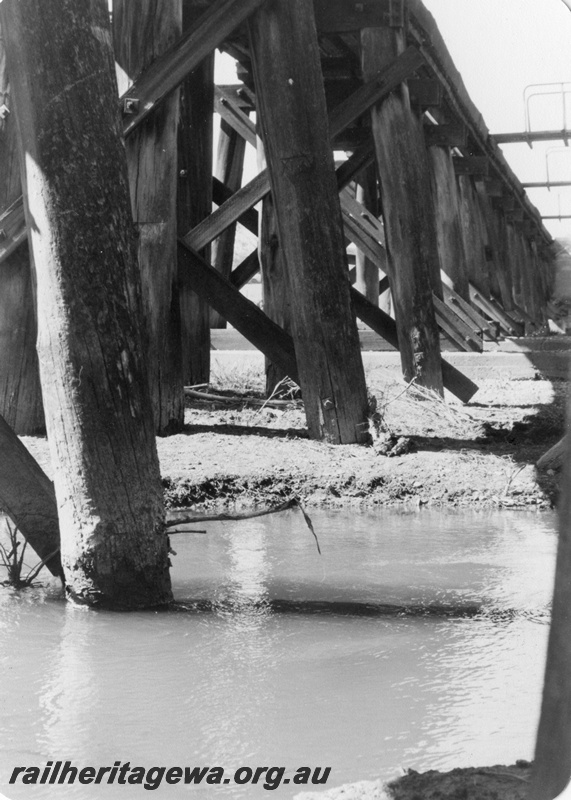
20 352 567 512
295 762 532 799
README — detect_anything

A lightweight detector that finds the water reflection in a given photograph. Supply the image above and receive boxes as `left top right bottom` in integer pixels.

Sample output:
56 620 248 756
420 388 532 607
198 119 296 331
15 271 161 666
0 509 558 799
191 523 283 767
40 605 100 758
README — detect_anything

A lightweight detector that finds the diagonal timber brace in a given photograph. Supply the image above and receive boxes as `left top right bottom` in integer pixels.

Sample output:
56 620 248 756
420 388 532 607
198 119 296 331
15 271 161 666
191 243 478 403
0 414 62 578
0 48 420 266
177 241 299 385
184 46 425 251
350 289 479 402
120 0 269 137
0 198 27 263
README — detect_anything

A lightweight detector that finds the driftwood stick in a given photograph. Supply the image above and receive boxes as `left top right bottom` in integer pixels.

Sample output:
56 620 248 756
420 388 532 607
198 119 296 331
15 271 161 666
184 387 300 409
166 498 321 554
167 497 298 525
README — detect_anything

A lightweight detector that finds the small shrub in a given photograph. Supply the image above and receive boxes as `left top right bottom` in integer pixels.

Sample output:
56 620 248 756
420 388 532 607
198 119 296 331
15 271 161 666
0 518 52 589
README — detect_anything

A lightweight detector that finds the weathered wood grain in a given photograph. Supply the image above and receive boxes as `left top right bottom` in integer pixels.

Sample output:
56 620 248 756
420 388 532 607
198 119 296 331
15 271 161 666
432 295 482 353
230 249 260 289
256 136 292 395
0 414 62 578
348 171 385 307
1 0 172 607
120 0 267 137
363 26 443 394
114 0 184 434
532 421 571 798
457 175 492 299
185 170 268 251
328 46 425 137
428 144 469 299
468 285 524 337
0 29 44 434
210 107 248 327
176 0 214 387
474 182 515 310
312 0 391 33
178 242 298 385
212 177 259 235
215 86 257 147
350 288 478 403
441 280 496 340
249 0 369 444
185 47 424 251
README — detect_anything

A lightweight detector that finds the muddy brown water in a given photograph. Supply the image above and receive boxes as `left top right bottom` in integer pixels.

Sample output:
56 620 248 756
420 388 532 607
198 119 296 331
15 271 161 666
0 509 557 799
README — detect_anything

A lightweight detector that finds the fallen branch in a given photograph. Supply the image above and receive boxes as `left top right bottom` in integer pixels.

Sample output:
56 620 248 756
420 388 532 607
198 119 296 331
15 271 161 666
166 497 321 554
184 387 302 409
256 376 301 414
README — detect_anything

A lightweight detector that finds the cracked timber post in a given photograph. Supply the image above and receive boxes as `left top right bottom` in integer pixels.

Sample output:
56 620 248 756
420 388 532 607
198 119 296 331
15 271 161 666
176 0 215 387
0 0 172 609
248 0 370 444
362 25 444 395
113 0 184 434
256 134 293 397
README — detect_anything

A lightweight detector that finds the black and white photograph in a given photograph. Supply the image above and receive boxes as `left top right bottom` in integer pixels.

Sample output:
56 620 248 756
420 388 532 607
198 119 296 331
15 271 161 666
0 0 571 798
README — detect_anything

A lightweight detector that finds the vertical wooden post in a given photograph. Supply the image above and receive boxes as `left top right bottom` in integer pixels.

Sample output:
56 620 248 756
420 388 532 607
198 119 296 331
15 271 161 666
457 175 491 298
476 186 514 309
428 145 469 299
507 223 524 310
355 166 382 306
362 26 443 395
248 0 369 444
177 0 214 386
210 118 247 328
530 238 548 323
531 419 571 799
474 181 502 302
256 136 293 396
2 0 172 608
519 231 537 321
113 0 184 434
0 28 43 434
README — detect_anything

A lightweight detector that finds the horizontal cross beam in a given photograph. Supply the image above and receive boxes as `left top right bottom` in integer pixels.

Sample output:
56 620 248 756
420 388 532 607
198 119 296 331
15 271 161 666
522 181 571 188
492 129 571 145
312 0 391 32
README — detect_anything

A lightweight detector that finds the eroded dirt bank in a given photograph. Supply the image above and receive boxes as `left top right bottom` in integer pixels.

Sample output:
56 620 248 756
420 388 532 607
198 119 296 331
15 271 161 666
20 363 567 513
295 762 532 799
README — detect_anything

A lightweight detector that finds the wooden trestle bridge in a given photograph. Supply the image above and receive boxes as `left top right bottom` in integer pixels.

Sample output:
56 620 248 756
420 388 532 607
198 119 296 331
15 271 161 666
0 0 557 447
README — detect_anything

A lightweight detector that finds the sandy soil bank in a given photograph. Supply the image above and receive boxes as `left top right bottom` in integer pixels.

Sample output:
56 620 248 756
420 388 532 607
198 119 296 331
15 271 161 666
20 364 566 514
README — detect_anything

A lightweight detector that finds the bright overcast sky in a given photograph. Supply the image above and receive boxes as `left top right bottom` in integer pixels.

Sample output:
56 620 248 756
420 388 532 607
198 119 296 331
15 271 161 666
418 0 571 238
216 0 571 239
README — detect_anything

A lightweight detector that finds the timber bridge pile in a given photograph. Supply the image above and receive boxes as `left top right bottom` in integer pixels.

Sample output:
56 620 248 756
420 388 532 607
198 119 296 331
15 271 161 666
0 0 559 446
0 0 561 607
0 0 557 449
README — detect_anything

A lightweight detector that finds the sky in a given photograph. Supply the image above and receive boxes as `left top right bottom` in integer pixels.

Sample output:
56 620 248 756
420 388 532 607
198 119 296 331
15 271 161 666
215 1 571 240
417 0 571 239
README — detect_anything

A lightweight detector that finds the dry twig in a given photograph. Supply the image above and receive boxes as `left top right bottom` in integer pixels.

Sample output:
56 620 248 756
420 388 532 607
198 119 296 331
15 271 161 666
184 387 301 410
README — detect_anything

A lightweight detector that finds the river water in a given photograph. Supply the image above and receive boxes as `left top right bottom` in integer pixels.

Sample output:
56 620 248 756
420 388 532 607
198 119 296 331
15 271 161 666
0 509 557 799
